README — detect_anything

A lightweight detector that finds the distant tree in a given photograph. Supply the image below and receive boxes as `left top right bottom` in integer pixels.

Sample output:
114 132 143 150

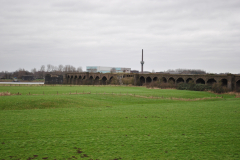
0 71 4 79
53 66 58 72
165 69 206 75
40 65 45 72
70 65 76 72
31 68 37 74
12 68 32 79
3 64 83 79
47 64 52 72
18 68 25 72
63 65 68 72
39 65 45 79
3 71 12 79
17 69 25 78
77 67 82 72
63 65 77 72
58 64 64 72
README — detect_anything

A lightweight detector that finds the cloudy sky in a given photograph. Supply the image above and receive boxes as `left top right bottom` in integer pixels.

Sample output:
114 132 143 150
1 0 240 73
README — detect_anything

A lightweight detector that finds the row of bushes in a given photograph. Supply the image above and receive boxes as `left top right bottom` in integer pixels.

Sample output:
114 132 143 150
146 81 230 93
146 81 176 89
177 83 211 91
177 82 229 93
121 77 134 85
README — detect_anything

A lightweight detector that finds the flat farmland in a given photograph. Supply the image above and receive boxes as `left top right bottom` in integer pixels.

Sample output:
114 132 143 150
0 85 239 159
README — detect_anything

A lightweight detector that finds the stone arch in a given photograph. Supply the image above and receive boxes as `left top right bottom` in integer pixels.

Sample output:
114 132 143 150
88 76 93 85
146 77 152 83
70 75 74 84
82 76 86 80
160 77 167 83
94 76 100 85
67 75 70 83
153 77 158 82
140 76 145 85
220 79 228 87
168 77 175 84
77 75 82 85
207 78 216 85
186 78 193 83
95 76 99 80
176 77 184 84
109 76 113 84
74 75 78 84
102 76 107 85
196 78 205 84
236 80 240 90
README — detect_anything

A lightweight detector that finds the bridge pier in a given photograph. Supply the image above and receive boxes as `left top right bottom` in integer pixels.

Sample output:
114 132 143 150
228 81 232 90
66 78 70 84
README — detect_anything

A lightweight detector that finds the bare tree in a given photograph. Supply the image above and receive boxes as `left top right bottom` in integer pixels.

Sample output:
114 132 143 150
38 65 45 79
64 65 70 72
63 65 77 72
18 69 25 78
18 68 25 72
70 66 76 72
77 67 82 72
165 69 206 75
40 65 45 72
47 64 52 72
53 66 58 72
7 64 83 79
58 64 64 72
46 64 56 72
31 68 37 74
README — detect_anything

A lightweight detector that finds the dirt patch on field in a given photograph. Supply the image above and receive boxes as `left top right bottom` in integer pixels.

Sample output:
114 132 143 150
147 87 176 90
0 92 11 96
234 92 240 98
221 92 240 98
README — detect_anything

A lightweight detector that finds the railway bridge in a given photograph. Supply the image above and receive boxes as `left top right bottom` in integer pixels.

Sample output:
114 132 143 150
64 72 117 85
61 72 240 91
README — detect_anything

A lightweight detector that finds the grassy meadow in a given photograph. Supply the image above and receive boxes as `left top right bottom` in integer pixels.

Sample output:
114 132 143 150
0 85 240 159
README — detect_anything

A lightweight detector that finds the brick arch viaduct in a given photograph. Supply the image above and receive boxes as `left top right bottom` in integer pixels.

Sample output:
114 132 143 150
65 72 117 85
63 72 240 91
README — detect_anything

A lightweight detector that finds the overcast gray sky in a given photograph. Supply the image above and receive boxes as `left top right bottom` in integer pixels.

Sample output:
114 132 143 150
0 0 240 73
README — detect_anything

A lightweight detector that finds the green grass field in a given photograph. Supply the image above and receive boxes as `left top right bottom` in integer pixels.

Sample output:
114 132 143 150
0 85 240 159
